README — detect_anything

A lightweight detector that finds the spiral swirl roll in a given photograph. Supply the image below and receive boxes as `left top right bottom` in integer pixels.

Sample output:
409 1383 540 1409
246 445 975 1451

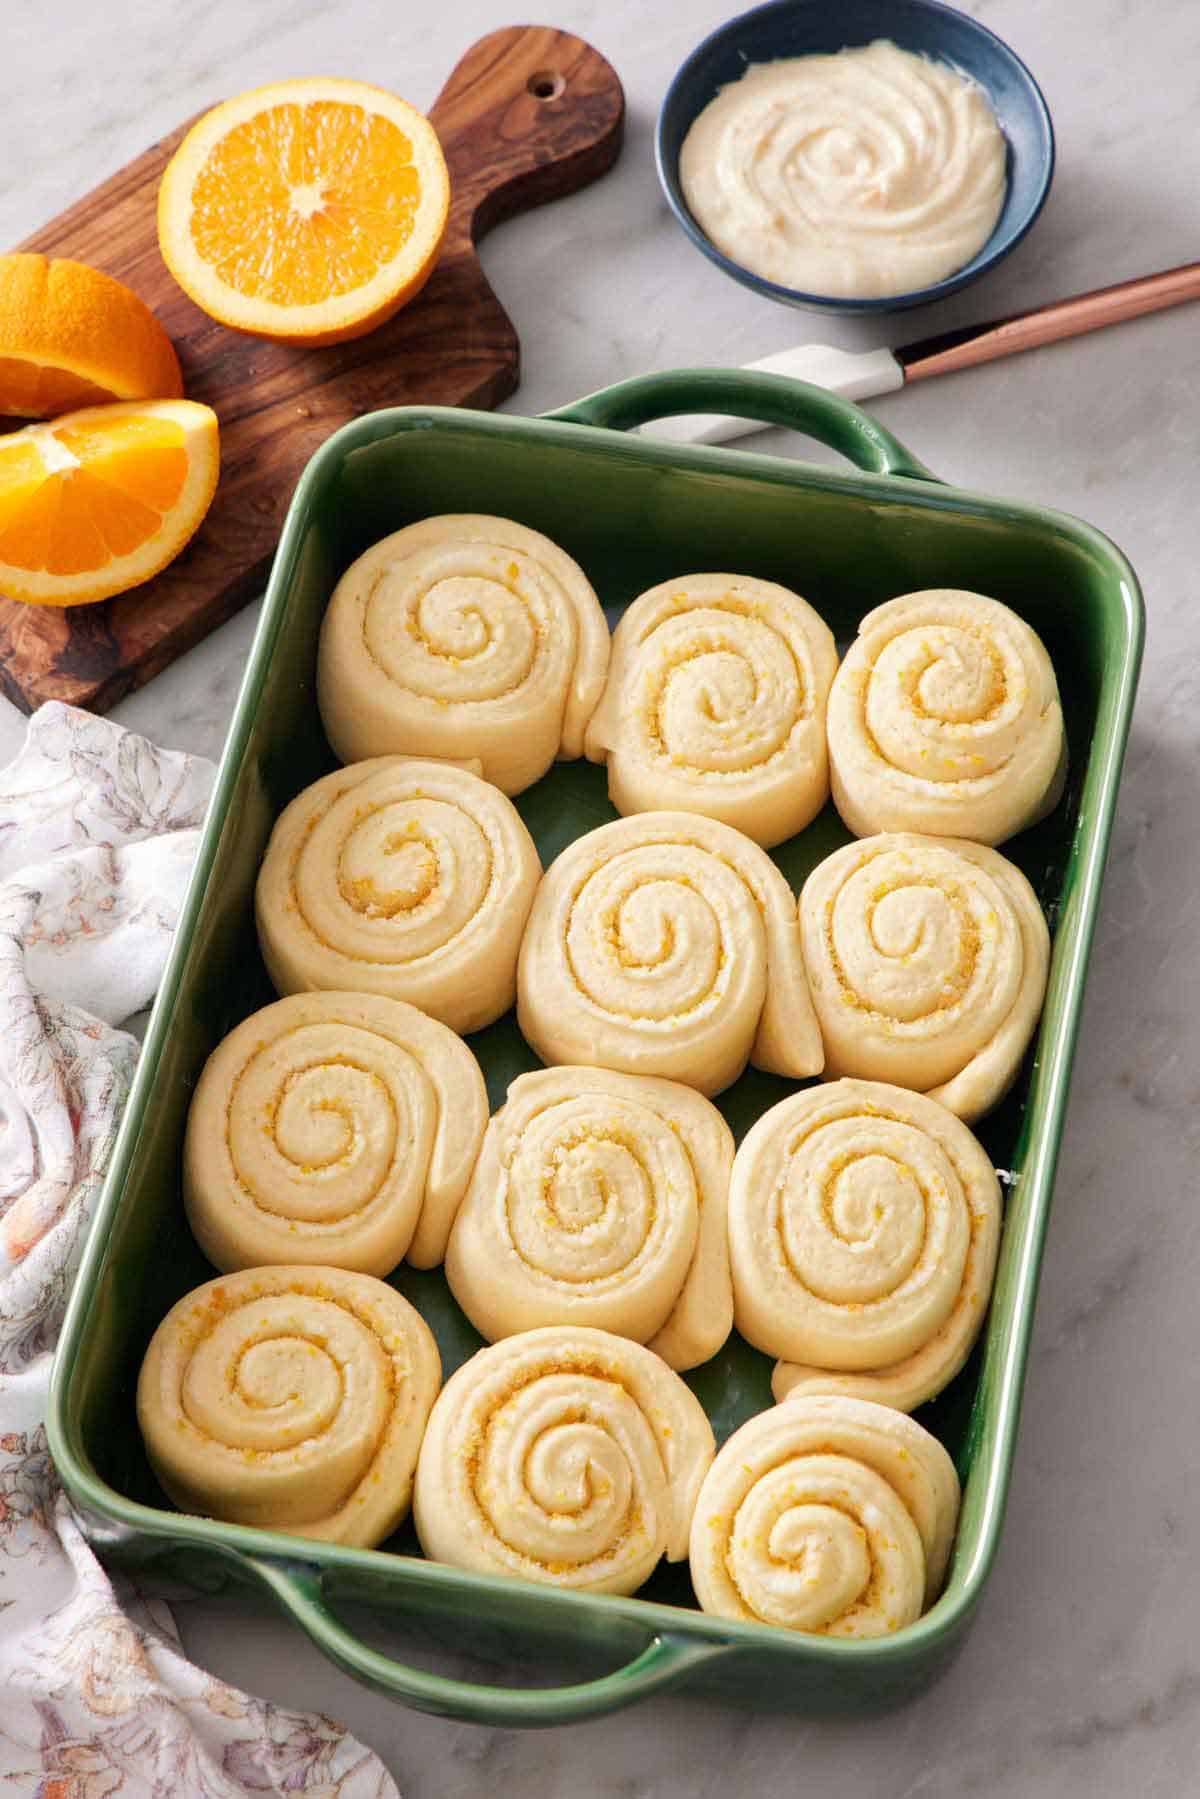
729 1080 1000 1413
689 1394 960 1636
184 992 488 1277
584 573 838 849
136 1266 441 1548
316 514 610 795
679 40 1007 300
445 1067 734 1369
413 1327 715 1594
255 757 541 1035
827 591 1066 846
800 833 1049 1123
517 812 822 1096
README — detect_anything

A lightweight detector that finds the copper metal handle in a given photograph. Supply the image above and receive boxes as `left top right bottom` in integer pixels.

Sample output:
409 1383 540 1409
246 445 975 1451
898 260 1200 382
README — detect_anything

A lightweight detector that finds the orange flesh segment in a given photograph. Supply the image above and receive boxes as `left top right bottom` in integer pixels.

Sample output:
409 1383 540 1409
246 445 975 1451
191 101 421 304
0 416 187 573
0 355 119 416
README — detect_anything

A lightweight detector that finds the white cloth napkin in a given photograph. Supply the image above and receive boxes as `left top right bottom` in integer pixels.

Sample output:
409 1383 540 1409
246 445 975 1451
0 702 397 1798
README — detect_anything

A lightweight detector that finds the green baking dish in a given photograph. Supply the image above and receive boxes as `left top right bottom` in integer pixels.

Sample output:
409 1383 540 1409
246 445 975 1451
47 369 1143 1728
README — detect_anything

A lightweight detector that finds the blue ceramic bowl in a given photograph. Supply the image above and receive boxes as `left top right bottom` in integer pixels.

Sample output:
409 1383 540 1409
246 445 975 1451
656 0 1055 314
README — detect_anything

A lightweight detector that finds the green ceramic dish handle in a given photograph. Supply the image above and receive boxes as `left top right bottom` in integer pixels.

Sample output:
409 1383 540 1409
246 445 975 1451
544 368 938 482
245 1555 729 1726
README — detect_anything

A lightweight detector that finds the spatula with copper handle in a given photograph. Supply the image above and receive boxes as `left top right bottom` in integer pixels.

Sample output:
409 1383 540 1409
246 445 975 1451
643 259 1200 443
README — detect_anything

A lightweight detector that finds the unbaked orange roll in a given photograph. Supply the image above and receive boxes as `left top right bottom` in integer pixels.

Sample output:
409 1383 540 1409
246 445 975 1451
184 992 488 1276
729 1080 1001 1413
136 1266 440 1549
412 1327 715 1594
255 757 541 1035
516 811 823 1096
317 514 610 794
689 1394 959 1636
800 833 1049 1122
827 590 1065 845
584 573 838 848
445 1066 734 1368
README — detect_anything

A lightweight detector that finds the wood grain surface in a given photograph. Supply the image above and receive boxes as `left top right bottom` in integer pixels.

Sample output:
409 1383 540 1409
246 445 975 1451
0 27 624 714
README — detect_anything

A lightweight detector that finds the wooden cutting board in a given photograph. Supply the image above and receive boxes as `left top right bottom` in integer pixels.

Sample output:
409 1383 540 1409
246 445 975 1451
0 27 624 715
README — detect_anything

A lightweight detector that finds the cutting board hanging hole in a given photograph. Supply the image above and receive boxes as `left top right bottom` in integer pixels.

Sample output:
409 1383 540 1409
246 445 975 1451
528 70 567 99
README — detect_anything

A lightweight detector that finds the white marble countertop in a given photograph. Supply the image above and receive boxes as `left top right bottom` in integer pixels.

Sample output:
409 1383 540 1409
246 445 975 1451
7 0 1199 1790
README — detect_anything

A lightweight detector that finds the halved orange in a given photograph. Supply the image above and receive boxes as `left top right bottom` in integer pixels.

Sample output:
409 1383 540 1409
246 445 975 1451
0 399 219 606
157 78 451 345
0 254 183 419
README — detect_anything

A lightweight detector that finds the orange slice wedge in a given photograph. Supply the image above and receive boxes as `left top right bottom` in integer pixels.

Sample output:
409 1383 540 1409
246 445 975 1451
157 78 451 345
0 254 183 419
0 399 219 606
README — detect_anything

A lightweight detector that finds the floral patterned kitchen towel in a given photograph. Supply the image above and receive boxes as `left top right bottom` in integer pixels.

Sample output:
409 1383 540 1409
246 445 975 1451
0 703 397 1799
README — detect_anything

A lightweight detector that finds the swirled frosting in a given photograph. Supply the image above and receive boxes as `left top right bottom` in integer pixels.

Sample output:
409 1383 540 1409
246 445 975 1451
680 40 1007 299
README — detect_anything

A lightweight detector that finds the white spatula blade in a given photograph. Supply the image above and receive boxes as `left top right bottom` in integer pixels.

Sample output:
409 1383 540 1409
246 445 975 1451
638 345 905 445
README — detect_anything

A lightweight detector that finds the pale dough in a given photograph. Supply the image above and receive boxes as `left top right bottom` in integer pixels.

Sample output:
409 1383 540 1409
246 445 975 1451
584 572 838 847
317 513 610 795
516 810 824 1096
136 1265 441 1549
728 1079 1001 1412
255 757 541 1035
184 991 488 1277
412 1326 715 1595
688 1393 960 1635
827 590 1066 844
445 1066 734 1368
800 832 1050 1121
